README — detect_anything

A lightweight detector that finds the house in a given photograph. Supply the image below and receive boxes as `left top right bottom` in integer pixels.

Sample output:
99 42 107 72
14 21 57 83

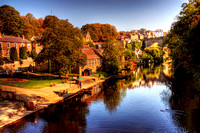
0 33 31 57
31 36 43 54
72 45 102 76
82 32 93 42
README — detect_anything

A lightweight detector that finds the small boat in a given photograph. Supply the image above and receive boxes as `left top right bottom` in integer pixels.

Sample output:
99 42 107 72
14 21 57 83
83 89 92 94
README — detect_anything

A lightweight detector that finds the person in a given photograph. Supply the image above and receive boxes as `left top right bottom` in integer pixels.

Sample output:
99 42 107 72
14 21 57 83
80 81 82 89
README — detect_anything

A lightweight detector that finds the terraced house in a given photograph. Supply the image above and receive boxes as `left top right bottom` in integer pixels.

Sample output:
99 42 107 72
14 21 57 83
0 33 32 57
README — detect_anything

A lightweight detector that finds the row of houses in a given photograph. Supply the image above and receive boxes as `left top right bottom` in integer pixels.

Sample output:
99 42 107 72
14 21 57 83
118 29 166 42
0 33 43 57
0 32 102 76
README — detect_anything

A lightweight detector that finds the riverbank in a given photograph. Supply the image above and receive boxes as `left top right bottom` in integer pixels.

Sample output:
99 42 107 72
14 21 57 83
0 76 107 129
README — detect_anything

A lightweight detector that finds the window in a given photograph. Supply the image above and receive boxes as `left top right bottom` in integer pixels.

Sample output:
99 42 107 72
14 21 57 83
37 50 39 54
28 43 31 48
21 43 24 47
8 50 10 55
95 60 96 65
2 50 4 56
91 60 93 66
0 42 2 48
88 60 90 66
14 43 17 48
7 42 10 48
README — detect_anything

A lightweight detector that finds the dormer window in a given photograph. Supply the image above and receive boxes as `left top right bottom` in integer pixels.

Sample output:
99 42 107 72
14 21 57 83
14 43 17 48
7 42 10 48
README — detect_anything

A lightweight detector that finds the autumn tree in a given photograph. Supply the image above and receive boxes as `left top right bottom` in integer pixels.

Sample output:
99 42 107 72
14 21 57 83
81 23 119 42
164 0 200 80
37 15 86 77
119 31 126 36
0 5 26 36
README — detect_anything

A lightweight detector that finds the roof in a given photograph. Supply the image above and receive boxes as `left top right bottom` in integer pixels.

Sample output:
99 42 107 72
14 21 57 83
82 45 100 60
0 35 30 43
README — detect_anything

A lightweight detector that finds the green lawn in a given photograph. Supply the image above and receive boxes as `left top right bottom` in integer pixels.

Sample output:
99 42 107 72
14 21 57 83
0 76 63 89
90 72 109 79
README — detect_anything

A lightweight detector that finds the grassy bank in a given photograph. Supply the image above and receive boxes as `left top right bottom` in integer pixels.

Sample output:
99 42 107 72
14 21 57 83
90 72 109 79
0 76 63 89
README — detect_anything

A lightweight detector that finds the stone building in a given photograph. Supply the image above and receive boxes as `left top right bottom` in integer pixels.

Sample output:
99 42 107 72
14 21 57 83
0 33 32 57
82 32 93 42
72 45 102 76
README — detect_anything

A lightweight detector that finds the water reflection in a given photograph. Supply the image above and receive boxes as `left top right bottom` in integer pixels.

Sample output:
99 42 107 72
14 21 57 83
1 66 200 133
168 76 200 133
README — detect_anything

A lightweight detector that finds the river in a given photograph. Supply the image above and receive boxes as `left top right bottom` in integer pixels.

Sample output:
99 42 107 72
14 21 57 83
1 66 200 133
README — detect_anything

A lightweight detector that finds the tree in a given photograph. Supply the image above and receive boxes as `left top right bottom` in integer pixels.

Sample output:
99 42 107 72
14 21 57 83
0 5 26 36
37 15 86 77
81 23 119 42
30 50 37 59
133 41 142 50
10 47 18 61
119 31 126 36
20 47 27 59
164 0 200 80
102 41 124 74
0 47 4 65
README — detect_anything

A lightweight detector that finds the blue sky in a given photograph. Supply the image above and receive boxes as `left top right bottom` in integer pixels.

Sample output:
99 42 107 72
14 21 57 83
0 0 188 32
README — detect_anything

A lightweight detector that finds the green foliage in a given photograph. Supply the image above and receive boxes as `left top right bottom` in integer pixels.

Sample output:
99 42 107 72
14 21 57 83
10 47 18 61
132 41 142 50
20 47 27 59
124 49 137 61
30 50 37 59
37 15 86 77
164 0 200 79
102 41 123 74
144 44 163 62
0 47 4 65
81 23 119 42
141 53 153 60
0 5 26 36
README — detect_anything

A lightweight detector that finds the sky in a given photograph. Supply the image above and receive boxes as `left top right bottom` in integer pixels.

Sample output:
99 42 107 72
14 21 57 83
0 0 188 32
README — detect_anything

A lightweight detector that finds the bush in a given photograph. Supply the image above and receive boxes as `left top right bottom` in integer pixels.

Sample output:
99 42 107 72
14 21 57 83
20 47 27 59
30 50 37 59
10 47 18 61
0 47 4 65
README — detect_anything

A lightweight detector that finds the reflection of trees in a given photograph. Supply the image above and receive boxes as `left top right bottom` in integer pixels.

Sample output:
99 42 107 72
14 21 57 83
40 102 89 133
103 79 127 113
167 79 200 133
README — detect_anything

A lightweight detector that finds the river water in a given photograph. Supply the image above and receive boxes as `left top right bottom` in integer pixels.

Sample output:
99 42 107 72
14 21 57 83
1 66 200 133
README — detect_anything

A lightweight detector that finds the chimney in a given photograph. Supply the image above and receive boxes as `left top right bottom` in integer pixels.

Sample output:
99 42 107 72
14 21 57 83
21 34 24 39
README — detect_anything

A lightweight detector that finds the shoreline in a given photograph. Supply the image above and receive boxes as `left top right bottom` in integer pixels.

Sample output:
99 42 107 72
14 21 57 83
0 76 108 129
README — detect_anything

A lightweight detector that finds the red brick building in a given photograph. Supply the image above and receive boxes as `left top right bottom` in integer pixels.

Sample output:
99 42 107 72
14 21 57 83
0 33 31 57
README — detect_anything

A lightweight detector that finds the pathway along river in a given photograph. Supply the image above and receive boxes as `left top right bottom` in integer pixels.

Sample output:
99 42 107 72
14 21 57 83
1 66 200 133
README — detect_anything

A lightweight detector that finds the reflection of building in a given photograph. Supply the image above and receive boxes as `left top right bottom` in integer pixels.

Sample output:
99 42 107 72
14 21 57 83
0 33 31 57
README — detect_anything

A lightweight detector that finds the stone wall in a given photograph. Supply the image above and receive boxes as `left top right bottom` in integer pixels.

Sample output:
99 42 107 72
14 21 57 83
1 57 35 72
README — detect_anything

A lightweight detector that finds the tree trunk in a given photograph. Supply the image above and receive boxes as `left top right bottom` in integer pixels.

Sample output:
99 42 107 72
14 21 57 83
48 59 51 73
